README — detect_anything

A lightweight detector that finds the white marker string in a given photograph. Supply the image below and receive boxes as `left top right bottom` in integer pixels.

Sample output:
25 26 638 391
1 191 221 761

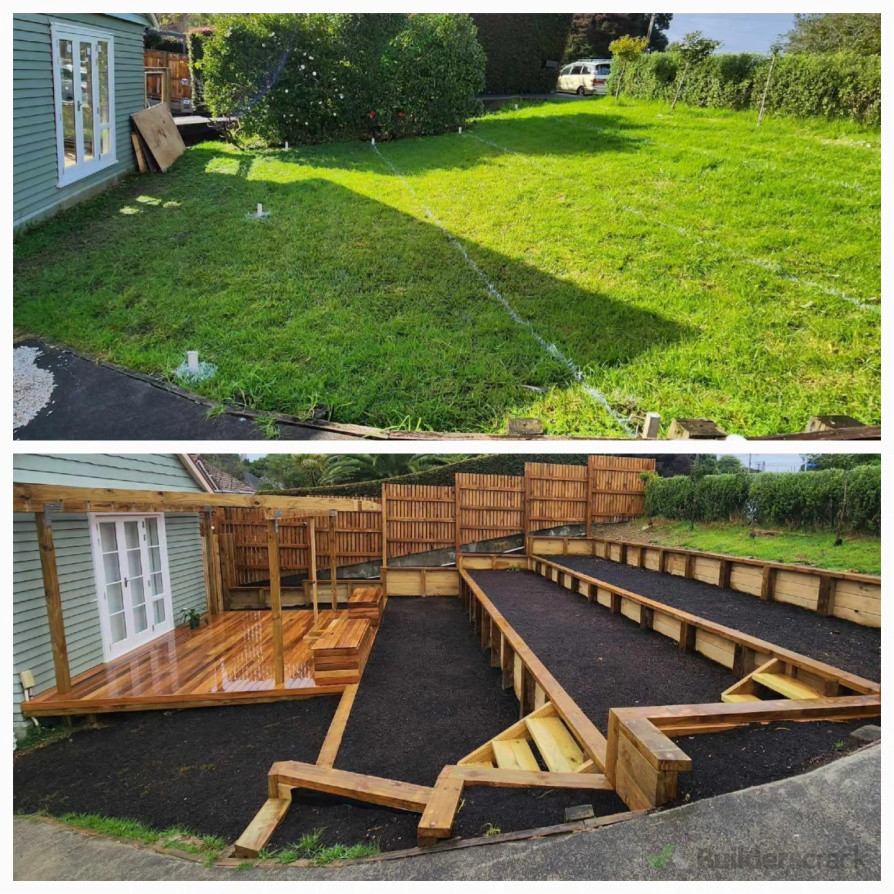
469 131 878 312
371 142 634 435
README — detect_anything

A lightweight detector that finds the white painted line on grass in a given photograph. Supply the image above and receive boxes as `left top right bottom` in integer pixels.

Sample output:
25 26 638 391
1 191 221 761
371 143 635 435
469 131 878 312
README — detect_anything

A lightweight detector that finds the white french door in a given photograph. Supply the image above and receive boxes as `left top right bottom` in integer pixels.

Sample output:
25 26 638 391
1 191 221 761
50 24 116 187
91 515 173 660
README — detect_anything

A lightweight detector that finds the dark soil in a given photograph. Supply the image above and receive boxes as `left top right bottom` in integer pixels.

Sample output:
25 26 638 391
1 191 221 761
469 570 872 805
549 555 880 682
677 720 868 802
13 697 339 840
269 596 625 851
469 570 736 729
13 598 625 853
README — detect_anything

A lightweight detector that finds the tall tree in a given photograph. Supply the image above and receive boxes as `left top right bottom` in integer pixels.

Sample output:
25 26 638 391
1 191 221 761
784 13 881 55
320 454 452 484
566 13 672 61
155 13 218 33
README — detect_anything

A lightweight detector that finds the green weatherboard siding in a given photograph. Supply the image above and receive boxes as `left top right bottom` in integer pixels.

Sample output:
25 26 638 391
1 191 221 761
13 13 153 229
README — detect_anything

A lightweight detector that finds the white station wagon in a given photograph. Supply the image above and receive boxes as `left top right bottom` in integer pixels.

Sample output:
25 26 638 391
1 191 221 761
556 59 612 95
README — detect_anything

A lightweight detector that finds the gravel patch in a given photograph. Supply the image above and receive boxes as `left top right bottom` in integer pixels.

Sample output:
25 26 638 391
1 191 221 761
13 345 55 430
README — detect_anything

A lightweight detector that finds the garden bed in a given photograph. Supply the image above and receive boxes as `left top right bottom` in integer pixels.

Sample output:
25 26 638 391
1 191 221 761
14 598 624 854
548 556 880 681
468 570 869 801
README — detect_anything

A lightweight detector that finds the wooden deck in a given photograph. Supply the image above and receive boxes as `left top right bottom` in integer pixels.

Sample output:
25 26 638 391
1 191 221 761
21 610 364 717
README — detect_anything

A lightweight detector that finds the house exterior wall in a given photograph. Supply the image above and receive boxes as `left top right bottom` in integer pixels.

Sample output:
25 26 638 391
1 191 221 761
13 13 153 231
13 454 208 738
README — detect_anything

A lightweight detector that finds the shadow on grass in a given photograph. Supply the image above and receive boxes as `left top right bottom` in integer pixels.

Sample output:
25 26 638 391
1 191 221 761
14 140 694 432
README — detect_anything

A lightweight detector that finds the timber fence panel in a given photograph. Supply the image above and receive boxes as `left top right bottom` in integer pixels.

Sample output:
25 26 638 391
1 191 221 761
589 456 655 524
382 484 456 560
456 473 525 550
525 462 588 533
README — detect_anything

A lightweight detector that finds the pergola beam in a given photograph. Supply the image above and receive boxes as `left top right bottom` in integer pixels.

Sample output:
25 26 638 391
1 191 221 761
13 484 381 515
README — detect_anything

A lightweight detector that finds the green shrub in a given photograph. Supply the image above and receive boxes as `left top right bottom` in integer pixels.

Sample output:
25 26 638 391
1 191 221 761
754 51 881 126
187 26 214 111
379 14 485 137
201 13 484 146
617 49 880 126
471 14 572 94
645 472 749 522
646 465 880 533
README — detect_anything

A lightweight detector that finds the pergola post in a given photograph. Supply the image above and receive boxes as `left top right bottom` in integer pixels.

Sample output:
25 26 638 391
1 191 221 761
267 517 284 687
35 510 71 694
329 511 338 611
308 516 319 622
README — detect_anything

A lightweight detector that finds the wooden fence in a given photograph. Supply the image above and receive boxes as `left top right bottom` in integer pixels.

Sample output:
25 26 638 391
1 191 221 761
382 484 456 560
144 49 192 110
588 455 655 525
456 473 525 548
220 457 654 593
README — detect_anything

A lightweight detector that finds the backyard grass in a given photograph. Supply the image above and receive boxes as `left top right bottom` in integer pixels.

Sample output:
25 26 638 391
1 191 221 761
32 813 227 867
13 98 880 435
593 518 881 574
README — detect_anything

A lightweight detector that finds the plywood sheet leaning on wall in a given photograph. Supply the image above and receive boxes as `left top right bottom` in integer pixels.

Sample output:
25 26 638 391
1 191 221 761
131 103 186 172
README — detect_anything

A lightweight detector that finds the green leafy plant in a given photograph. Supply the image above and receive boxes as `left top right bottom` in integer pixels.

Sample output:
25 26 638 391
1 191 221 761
180 608 206 630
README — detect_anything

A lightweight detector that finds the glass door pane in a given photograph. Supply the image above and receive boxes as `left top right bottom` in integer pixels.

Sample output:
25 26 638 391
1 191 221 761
99 522 127 644
97 40 111 156
146 518 167 625
58 38 77 168
79 40 95 162
123 521 148 634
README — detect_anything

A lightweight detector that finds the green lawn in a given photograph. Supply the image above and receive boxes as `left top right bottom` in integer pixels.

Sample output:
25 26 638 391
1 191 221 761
14 98 880 435
594 518 880 575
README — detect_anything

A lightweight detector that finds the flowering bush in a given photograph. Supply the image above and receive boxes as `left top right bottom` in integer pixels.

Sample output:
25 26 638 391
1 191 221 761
201 13 484 145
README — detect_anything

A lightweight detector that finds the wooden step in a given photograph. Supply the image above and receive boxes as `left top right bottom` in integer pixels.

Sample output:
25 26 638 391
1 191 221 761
271 760 432 811
722 693 762 703
492 738 540 772
525 716 585 772
233 795 291 857
752 671 823 701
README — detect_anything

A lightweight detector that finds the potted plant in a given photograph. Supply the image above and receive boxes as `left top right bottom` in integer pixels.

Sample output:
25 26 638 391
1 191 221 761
180 608 205 630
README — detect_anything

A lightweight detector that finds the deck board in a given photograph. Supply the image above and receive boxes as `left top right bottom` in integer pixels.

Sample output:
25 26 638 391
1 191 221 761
22 610 366 716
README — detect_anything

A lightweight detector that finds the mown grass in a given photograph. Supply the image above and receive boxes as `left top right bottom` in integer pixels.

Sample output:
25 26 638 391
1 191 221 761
598 518 880 574
14 98 879 435
41 813 227 867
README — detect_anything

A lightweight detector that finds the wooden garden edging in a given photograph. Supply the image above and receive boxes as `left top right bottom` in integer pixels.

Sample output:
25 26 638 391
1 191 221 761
525 553 881 809
530 534 881 628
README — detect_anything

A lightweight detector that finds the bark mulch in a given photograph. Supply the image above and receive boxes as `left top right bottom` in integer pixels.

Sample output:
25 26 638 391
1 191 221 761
548 555 880 682
13 697 339 841
14 598 626 854
469 570 869 805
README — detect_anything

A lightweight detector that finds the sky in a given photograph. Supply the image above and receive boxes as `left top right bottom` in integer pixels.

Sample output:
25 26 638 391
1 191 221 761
663 13 796 53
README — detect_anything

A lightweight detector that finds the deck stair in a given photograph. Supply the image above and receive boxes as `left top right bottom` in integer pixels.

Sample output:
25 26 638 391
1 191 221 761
457 701 593 774
347 585 386 628
310 617 375 684
722 658 828 704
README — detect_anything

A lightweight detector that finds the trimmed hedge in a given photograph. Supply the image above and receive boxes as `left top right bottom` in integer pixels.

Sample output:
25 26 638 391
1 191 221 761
615 50 881 126
201 13 484 145
470 14 573 94
644 465 880 533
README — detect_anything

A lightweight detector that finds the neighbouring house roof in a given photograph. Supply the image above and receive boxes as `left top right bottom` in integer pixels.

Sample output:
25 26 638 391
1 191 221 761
188 455 258 494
